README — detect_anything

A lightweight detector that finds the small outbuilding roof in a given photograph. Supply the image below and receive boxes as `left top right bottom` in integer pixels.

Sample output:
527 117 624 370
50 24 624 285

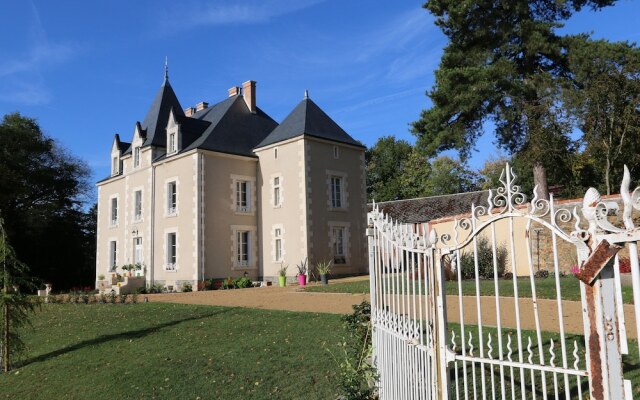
369 190 491 224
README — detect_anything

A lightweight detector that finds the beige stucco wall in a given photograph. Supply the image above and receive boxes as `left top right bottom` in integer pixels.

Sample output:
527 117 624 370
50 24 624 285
152 151 200 290
304 138 368 276
201 151 260 281
256 139 309 279
96 144 154 282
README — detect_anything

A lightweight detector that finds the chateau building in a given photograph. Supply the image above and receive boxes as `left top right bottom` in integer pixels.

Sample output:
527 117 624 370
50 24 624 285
96 72 367 290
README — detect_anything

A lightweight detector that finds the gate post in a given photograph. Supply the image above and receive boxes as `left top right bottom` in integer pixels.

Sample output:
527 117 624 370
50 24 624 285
431 230 450 400
580 190 628 400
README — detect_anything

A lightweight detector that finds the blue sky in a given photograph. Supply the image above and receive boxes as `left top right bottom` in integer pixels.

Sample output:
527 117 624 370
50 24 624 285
1 0 639 198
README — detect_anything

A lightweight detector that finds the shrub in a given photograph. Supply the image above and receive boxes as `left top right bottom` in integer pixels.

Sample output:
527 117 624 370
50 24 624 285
108 291 117 304
221 277 235 290
534 269 549 279
503 272 514 280
328 301 378 400
182 282 193 292
459 237 508 279
233 276 253 289
118 293 128 304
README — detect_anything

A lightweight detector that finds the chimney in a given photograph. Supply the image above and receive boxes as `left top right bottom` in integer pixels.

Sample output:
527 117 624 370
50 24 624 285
184 107 195 117
242 80 256 113
195 101 209 112
228 86 240 97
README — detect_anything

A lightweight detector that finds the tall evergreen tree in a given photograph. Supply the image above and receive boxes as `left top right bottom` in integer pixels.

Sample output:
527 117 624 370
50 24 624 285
412 0 615 195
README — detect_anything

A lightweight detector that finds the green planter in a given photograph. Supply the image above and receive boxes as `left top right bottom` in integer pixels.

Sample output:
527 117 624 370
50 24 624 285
278 276 286 287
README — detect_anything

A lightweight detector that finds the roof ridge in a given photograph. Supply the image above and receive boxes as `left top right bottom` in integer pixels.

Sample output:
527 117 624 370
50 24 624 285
372 189 490 205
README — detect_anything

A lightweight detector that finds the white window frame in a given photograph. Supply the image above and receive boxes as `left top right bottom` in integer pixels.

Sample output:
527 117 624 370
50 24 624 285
166 232 177 271
112 156 119 175
109 240 117 271
332 227 346 264
236 181 250 213
110 196 118 226
274 228 283 262
230 175 255 215
168 132 177 154
134 146 141 168
167 181 177 215
133 237 143 265
231 225 257 269
328 222 350 266
236 231 250 267
133 190 142 222
331 176 343 208
273 176 281 207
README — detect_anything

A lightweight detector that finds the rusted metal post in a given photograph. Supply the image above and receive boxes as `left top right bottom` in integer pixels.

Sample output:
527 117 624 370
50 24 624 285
580 189 628 400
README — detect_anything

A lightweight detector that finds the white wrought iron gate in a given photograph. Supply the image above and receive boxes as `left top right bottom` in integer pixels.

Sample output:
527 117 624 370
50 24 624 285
367 164 636 400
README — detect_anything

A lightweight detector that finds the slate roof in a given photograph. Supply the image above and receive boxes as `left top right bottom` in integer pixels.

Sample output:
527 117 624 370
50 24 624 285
369 190 491 224
183 95 277 157
140 78 184 148
255 97 364 149
113 134 130 153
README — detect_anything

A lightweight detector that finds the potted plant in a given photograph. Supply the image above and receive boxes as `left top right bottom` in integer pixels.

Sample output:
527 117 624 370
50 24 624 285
316 260 332 285
121 264 131 277
296 258 308 286
134 263 143 276
97 274 105 281
278 264 288 287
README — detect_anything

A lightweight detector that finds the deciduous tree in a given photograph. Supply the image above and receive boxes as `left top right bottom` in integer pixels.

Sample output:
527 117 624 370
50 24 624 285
0 113 94 289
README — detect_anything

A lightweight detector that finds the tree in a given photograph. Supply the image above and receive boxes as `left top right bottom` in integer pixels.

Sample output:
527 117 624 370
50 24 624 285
0 216 36 372
412 0 615 194
424 156 478 196
566 37 640 195
398 149 432 198
478 156 511 190
366 136 413 202
0 113 94 290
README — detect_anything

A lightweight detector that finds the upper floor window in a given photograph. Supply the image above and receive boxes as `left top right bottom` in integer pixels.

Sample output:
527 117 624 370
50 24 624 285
236 181 250 213
333 146 339 159
237 231 250 266
166 232 177 270
168 132 177 154
274 228 282 262
110 198 118 225
273 177 281 207
167 181 177 215
134 147 141 167
134 190 142 221
112 156 119 175
274 147 278 159
331 176 343 208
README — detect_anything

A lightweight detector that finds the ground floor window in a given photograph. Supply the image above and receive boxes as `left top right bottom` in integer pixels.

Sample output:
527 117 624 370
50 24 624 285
109 241 117 271
332 226 347 264
133 237 143 265
237 231 249 266
274 228 282 261
166 233 176 270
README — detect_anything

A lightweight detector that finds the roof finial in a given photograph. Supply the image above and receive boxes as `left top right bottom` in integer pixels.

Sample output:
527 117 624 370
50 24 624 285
164 56 169 83
304 89 309 99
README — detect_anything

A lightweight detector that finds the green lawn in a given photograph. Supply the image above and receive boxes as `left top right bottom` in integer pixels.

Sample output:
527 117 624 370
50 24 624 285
0 304 345 399
305 276 635 304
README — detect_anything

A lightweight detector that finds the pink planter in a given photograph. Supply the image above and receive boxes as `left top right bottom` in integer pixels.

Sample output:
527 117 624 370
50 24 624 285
298 274 307 286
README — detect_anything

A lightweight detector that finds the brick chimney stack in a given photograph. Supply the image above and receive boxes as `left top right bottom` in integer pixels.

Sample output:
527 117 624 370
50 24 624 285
242 80 256 113
228 86 240 97
184 107 195 117
195 101 209 112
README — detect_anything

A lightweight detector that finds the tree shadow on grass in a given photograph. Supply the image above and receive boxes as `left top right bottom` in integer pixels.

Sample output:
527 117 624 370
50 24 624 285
21 308 232 367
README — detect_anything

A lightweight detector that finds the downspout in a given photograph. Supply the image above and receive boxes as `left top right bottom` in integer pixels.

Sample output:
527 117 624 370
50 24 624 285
150 160 156 285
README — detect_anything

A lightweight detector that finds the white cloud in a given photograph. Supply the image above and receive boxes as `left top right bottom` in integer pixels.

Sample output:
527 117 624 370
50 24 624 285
0 1 77 105
160 0 326 31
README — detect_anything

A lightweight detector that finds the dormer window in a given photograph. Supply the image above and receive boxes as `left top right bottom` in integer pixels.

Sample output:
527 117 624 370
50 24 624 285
134 147 141 167
168 132 177 154
112 156 119 175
